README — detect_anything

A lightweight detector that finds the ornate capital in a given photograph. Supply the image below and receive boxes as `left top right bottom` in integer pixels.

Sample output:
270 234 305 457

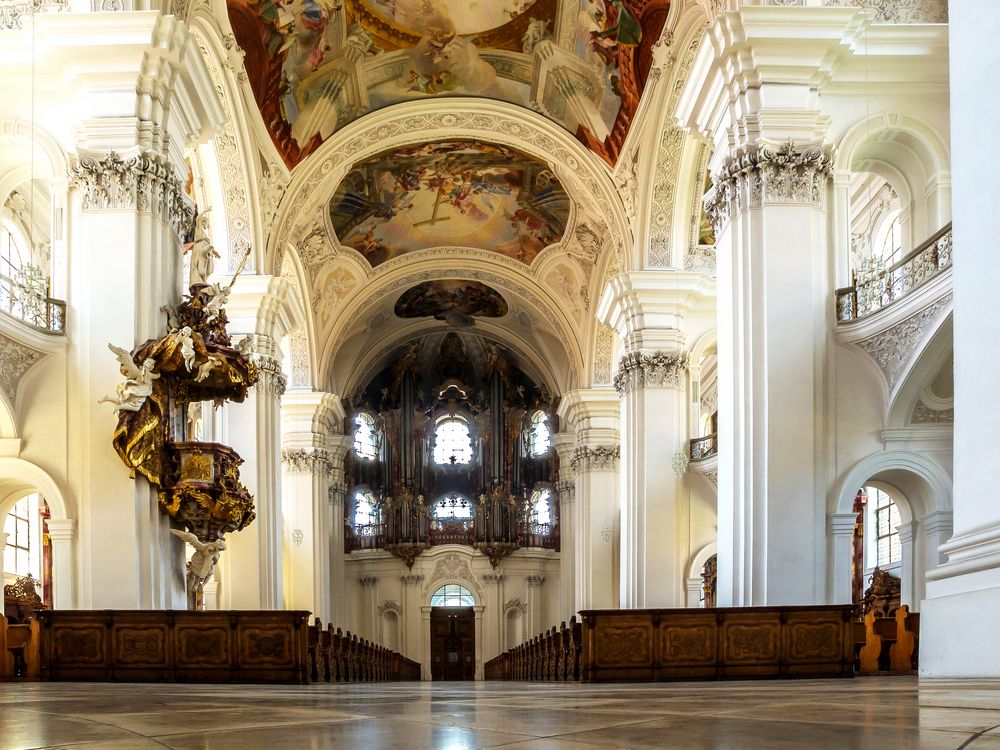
401 574 425 586
570 445 620 472
555 478 575 504
256 354 287 399
481 574 504 585
281 447 333 475
359 575 379 587
69 151 194 237
525 574 545 587
614 350 688 394
706 141 834 231
684 245 717 277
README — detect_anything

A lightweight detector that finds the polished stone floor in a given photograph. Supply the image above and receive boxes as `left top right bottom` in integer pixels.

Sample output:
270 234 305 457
2 678 1000 749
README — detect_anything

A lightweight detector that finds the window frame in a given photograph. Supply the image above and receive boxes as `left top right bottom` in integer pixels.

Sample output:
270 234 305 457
526 409 552 458
352 489 380 536
352 411 379 461
429 584 475 608
431 413 474 466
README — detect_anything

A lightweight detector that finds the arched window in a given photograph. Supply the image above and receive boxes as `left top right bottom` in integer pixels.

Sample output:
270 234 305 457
876 212 904 265
864 485 901 568
432 416 472 465
353 412 378 461
432 494 473 522
3 493 40 579
430 584 475 607
528 488 551 531
527 410 551 457
353 490 379 535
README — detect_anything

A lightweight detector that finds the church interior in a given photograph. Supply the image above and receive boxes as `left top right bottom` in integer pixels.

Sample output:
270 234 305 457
1 0 998 747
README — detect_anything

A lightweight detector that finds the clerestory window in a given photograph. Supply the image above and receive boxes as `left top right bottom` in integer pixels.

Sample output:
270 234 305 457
432 416 472 465
353 412 378 461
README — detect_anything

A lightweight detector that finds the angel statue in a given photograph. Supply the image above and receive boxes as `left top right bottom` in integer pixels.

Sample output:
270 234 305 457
188 211 220 288
98 344 160 413
170 529 226 610
202 283 230 325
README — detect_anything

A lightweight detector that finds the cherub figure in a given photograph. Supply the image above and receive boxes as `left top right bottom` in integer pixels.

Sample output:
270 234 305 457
98 344 159 413
202 283 230 325
169 529 226 611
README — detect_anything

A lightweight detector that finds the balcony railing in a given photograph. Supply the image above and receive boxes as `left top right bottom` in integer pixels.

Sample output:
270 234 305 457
836 223 952 323
689 433 718 462
0 274 65 334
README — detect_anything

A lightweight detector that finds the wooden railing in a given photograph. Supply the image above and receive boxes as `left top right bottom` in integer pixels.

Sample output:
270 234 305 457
836 223 952 322
0 274 65 334
306 618 420 683
483 616 583 681
689 433 718 462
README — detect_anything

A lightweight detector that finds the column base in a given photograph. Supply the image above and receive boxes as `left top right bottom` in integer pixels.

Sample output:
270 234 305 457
922 574 1000 677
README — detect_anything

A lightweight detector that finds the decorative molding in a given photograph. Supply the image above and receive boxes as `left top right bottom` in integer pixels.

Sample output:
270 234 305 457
260 160 289 241
593 323 614 384
281 447 333 475
0 332 44 402
683 245 717 277
256 354 287 399
525 574 545 587
911 399 953 424
69 151 195 237
614 350 688 394
195 37 255 273
570 445 620 472
706 141 834 231
820 0 947 23
555 478 575 505
672 450 690 479
0 0 67 30
648 33 703 268
359 575 378 587
401 574 425 586
854 294 952 390
504 597 527 614
378 599 401 616
481 574 504 585
422 554 482 601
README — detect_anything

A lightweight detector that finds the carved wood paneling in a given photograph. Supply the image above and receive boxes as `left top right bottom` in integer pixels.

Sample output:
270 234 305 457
37 610 310 683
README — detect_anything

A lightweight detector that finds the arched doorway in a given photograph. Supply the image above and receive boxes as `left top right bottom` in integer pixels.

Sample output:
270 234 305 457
429 584 475 681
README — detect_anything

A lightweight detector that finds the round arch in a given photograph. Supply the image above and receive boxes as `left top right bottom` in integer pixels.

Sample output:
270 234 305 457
833 450 951 518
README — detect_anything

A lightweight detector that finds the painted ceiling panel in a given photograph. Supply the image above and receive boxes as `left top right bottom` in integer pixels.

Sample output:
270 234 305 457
226 0 669 168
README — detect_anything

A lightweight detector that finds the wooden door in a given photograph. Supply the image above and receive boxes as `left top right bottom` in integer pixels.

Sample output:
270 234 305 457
430 607 475 680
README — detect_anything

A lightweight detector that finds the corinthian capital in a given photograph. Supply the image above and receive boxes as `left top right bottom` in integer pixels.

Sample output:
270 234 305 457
613 350 688 394
706 141 834 231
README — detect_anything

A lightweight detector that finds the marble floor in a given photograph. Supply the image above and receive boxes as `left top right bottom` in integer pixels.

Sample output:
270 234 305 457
2 678 1000 749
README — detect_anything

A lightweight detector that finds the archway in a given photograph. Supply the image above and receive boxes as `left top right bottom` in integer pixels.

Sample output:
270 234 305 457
428 584 476 681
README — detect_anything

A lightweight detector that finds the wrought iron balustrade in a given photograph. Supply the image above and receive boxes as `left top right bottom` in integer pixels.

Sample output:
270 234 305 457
836 223 952 322
0 273 65 334
689 433 718 462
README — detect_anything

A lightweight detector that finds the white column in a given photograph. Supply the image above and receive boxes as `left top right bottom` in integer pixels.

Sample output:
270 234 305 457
829 513 858 605
897 521 918 610
598 274 709 608
526 575 545 635
922 511 953 570
223 275 300 609
280 391 345 623
473 604 485 680
922 0 1000 677
420 605 432 681
46 519 75 609
402 574 425 660
685 577 703 607
552 433 576 621
328 437 351 627
360 576 379 640
559 389 619 612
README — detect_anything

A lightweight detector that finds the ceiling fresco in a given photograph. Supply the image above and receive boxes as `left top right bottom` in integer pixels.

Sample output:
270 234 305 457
328 140 570 266
226 0 669 168
394 280 509 322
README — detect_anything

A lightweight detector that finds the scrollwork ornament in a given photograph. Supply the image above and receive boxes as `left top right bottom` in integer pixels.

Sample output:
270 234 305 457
570 445 620 472
255 355 287 399
614 351 689 394
281 447 334 475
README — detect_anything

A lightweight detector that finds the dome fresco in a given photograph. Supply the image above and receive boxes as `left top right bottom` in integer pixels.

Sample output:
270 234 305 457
328 141 570 266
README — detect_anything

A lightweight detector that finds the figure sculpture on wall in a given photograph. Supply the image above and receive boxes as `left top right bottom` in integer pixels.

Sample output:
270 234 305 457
99 344 160 413
170 529 226 610
188 212 219 288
